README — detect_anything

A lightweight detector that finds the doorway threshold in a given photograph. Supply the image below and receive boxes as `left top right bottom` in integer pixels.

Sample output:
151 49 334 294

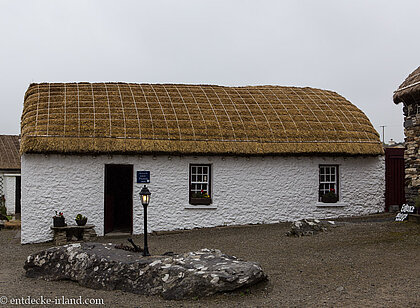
104 231 132 238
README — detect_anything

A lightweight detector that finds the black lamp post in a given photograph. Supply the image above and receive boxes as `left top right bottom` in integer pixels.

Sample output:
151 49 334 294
139 185 151 256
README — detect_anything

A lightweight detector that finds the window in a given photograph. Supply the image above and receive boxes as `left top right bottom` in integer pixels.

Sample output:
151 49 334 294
189 164 212 205
319 165 339 202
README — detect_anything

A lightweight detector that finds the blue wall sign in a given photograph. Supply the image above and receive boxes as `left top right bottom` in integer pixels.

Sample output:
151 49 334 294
137 171 150 183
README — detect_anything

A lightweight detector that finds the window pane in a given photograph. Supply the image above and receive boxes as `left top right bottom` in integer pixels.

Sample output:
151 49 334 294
319 165 339 201
190 164 212 204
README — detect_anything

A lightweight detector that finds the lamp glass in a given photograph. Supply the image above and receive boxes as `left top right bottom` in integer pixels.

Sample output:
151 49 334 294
142 194 150 206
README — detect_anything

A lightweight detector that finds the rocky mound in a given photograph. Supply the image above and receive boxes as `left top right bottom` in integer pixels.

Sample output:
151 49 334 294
24 243 267 300
286 219 336 237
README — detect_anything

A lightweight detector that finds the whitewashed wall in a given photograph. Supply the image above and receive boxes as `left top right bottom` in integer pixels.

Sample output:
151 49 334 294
3 174 17 215
0 174 4 208
21 154 385 244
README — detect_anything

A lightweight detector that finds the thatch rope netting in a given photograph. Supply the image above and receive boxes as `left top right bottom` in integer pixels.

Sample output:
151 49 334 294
393 66 420 105
21 83 383 156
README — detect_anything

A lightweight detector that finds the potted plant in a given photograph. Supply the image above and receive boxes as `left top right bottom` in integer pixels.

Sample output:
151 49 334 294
75 214 88 226
321 188 338 203
53 211 66 227
190 189 212 205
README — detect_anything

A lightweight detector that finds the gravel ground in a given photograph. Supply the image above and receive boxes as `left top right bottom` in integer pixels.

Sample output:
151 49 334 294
0 214 419 308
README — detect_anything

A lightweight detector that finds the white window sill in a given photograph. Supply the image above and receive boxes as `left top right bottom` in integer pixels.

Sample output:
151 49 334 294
184 205 217 210
316 202 347 208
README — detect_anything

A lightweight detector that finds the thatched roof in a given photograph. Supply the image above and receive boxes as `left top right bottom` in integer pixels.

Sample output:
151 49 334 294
393 66 420 105
21 83 383 156
0 135 20 170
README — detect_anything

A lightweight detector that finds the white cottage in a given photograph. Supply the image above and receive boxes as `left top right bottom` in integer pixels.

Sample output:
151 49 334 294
20 83 384 244
0 135 21 217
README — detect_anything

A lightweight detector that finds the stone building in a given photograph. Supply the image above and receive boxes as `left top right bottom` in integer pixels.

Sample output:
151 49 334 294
393 66 420 205
0 135 21 216
20 83 384 244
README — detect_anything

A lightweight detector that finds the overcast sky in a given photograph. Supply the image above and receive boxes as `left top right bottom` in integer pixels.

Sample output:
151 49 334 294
1 0 419 142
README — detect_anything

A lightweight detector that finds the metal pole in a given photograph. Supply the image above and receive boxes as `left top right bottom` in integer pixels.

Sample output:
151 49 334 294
143 204 150 256
380 125 386 144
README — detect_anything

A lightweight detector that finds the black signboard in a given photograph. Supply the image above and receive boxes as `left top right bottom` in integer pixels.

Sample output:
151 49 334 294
137 171 150 183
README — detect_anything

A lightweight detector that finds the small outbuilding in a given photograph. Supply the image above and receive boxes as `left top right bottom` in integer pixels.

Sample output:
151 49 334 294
0 135 21 217
20 83 384 244
393 66 420 205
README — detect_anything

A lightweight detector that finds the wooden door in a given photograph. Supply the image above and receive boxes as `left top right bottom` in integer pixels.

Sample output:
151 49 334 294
385 148 405 211
104 165 133 234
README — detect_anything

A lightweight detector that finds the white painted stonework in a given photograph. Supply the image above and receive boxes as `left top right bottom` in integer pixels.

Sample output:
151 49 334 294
21 154 385 244
0 173 3 202
3 174 18 215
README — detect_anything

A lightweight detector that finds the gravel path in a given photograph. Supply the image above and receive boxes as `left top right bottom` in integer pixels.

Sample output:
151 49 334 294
0 215 419 307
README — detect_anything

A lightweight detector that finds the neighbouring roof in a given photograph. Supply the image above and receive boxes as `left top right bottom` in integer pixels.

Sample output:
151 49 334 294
0 135 20 170
21 83 383 156
393 66 420 105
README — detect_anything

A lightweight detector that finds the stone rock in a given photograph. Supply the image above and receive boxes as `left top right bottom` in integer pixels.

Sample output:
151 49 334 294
286 219 331 237
24 243 267 300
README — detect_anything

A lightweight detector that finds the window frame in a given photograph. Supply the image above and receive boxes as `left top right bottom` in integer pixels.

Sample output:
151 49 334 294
189 164 212 205
319 164 339 202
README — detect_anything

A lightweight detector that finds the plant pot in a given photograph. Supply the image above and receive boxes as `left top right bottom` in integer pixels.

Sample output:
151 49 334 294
53 216 65 227
189 197 212 205
75 218 87 226
321 195 338 203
